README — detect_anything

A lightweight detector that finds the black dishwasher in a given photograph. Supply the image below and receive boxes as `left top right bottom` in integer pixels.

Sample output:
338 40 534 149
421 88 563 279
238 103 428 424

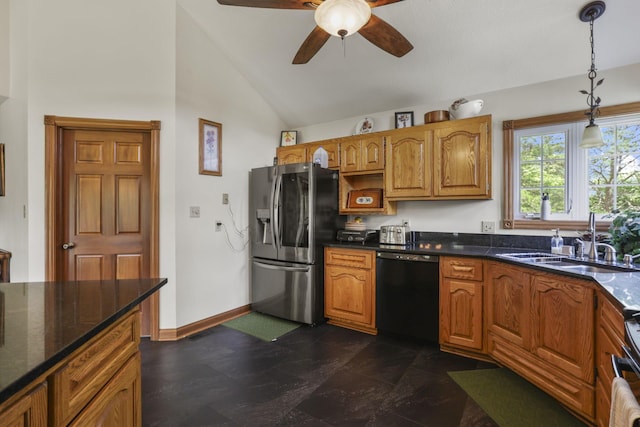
376 251 439 342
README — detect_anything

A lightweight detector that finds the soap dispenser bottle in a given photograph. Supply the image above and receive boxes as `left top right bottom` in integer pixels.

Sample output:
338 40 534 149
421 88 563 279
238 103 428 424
551 228 563 254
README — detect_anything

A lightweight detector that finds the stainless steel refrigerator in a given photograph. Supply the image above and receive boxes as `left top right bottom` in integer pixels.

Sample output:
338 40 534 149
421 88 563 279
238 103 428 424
249 163 344 325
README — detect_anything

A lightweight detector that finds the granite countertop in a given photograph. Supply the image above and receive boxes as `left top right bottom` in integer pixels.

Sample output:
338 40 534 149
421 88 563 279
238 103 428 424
327 231 640 310
0 277 167 405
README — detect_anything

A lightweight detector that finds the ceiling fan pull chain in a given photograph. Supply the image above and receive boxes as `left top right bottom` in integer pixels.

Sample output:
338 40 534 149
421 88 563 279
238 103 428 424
342 37 346 58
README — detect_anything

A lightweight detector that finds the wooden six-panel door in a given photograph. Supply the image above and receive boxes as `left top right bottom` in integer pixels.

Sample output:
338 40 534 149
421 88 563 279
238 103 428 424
45 116 160 339
61 129 151 282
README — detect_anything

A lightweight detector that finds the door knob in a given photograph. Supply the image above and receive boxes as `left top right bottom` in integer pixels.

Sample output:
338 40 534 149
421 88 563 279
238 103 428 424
62 242 75 250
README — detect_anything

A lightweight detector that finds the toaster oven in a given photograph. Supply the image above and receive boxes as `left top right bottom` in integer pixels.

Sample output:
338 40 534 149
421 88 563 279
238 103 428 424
379 225 413 245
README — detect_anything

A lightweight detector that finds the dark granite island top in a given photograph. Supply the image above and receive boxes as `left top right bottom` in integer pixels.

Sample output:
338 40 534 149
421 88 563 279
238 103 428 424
0 277 167 406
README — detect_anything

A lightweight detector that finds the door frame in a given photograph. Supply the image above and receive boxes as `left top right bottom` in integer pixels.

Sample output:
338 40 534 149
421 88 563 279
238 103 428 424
44 115 162 340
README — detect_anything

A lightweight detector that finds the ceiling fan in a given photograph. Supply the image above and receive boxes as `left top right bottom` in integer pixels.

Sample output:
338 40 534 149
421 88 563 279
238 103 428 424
216 0 413 64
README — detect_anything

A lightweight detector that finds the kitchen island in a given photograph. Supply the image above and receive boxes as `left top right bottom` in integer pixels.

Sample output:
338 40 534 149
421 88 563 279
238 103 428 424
0 277 167 426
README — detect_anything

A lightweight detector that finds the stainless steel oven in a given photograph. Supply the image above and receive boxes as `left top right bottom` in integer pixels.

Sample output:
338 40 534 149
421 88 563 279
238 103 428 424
375 251 439 342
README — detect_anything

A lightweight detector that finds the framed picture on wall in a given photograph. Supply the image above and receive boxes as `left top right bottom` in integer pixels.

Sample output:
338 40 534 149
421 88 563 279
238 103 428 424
199 118 222 176
395 112 414 129
281 131 297 147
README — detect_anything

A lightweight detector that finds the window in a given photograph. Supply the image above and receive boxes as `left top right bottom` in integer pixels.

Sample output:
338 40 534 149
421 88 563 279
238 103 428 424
503 102 640 230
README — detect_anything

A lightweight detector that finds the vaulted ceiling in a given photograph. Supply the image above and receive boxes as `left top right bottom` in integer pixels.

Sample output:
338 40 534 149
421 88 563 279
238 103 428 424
179 0 640 128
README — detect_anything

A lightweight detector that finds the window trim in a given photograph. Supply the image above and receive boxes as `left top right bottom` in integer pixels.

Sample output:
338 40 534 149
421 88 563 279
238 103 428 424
502 101 640 231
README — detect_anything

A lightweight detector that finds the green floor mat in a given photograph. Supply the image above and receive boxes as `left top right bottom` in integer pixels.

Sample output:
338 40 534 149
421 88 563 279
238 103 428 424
222 312 301 342
448 368 586 427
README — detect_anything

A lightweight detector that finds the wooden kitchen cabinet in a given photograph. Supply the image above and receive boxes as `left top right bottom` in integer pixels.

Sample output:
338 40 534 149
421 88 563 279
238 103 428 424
384 127 432 199
0 383 47 426
277 141 340 169
486 261 595 420
50 308 140 426
324 247 376 334
432 115 491 198
276 145 307 165
440 257 486 356
339 171 396 216
68 353 141 427
594 293 627 427
530 272 595 383
340 135 384 172
305 141 340 169
385 115 491 200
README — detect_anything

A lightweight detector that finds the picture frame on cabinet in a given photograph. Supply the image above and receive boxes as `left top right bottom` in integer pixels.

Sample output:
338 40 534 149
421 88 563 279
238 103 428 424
281 131 297 147
0 143 4 196
395 112 414 129
199 118 222 176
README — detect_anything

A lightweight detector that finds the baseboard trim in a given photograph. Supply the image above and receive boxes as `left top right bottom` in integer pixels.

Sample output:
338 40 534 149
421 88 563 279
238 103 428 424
156 304 251 341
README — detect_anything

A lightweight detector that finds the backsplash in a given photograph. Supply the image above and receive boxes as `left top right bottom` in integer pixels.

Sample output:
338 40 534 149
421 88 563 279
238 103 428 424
413 231 572 251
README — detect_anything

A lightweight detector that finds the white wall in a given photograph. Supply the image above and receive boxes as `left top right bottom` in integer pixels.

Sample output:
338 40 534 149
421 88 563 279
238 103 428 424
0 0 9 99
174 6 283 327
296 63 640 237
0 0 28 282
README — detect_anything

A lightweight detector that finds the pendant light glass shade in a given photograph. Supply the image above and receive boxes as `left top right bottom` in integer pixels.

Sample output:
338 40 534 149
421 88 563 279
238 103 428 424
314 0 371 38
580 123 604 148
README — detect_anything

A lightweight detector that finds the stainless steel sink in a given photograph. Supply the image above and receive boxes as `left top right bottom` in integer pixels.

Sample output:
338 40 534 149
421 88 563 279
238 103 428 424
497 252 638 274
497 252 564 263
546 262 622 274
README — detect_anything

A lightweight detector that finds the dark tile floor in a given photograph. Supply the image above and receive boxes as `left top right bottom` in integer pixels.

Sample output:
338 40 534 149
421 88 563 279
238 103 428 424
140 322 500 427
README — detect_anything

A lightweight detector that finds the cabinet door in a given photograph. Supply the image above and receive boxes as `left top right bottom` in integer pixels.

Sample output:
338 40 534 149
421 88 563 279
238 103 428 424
307 141 340 169
440 278 484 350
277 146 307 165
0 383 47 427
325 264 374 327
486 262 531 349
530 273 595 383
340 139 361 172
69 353 141 427
384 128 432 198
361 136 384 170
433 115 491 198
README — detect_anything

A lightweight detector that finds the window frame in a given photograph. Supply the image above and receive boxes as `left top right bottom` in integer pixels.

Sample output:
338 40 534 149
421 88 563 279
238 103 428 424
502 101 640 231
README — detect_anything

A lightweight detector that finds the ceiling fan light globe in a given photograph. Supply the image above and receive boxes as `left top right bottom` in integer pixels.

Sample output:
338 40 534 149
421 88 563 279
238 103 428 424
314 0 371 38
580 123 605 148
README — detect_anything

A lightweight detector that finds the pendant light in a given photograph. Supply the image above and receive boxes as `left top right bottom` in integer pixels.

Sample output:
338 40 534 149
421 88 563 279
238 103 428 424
314 0 372 39
578 1 606 149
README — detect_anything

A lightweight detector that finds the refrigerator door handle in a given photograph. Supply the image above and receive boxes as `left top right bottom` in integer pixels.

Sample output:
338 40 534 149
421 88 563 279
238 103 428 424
253 260 310 273
272 173 282 250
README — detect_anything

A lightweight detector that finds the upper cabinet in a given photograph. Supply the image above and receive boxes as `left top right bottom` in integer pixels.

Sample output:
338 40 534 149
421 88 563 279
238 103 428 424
340 135 384 172
384 127 432 199
277 141 340 169
385 115 491 201
433 116 491 198
275 115 492 214
276 145 307 165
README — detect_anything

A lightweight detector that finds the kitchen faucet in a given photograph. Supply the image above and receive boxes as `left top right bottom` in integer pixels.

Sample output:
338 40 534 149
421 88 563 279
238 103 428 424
587 212 617 263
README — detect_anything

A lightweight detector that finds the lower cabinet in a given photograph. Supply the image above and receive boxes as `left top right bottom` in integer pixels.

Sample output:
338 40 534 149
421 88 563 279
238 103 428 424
0 308 141 427
0 383 47 426
439 257 485 355
324 247 376 334
486 261 595 420
594 293 626 427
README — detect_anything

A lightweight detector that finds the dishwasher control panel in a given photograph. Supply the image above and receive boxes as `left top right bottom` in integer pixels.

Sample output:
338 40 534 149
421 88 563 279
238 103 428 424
376 252 438 262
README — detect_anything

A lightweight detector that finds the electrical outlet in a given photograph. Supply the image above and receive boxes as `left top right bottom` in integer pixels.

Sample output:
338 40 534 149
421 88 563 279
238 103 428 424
481 221 495 233
402 219 410 227
222 193 229 205
190 206 200 218
215 221 222 232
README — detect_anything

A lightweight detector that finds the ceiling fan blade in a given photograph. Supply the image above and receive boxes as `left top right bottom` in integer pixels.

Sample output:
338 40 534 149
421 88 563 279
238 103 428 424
216 0 404 10
365 0 405 8
217 0 311 9
358 14 413 57
293 26 331 64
